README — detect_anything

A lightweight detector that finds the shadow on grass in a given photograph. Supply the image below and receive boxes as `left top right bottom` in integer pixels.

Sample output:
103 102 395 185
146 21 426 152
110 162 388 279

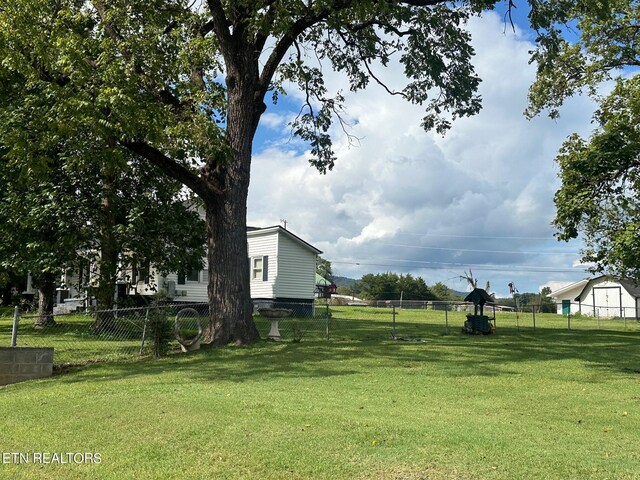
50 320 640 388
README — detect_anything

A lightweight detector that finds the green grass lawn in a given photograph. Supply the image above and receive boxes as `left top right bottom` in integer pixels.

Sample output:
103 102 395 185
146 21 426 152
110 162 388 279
1 306 639 479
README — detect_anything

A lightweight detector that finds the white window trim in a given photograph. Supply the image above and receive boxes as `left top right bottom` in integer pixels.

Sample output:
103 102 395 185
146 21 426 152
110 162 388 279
251 256 268 282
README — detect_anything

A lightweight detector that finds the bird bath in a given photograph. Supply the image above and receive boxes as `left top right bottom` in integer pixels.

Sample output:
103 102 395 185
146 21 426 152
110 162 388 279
258 308 293 340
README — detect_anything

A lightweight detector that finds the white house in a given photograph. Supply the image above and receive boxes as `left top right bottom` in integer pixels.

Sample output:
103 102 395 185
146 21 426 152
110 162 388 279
549 276 640 318
129 225 322 306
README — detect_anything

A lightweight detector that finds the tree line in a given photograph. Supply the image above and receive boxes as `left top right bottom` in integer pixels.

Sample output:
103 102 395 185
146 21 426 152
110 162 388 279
319 260 556 307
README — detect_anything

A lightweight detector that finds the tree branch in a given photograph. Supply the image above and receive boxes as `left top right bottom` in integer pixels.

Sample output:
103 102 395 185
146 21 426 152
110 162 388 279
206 0 233 55
254 2 280 55
335 28 406 98
396 0 449 5
257 0 449 97
503 0 517 34
121 141 219 199
258 1 353 97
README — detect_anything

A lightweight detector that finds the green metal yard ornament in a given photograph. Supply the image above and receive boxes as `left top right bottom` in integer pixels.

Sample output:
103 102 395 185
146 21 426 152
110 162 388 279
463 288 496 335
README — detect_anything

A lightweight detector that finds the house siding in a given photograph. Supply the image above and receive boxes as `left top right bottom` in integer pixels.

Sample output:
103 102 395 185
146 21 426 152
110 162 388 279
121 227 318 304
274 233 317 300
164 270 208 303
247 231 277 299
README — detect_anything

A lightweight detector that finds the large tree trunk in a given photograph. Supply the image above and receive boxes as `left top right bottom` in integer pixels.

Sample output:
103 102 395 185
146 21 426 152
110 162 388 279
34 272 56 327
94 245 118 332
204 191 259 345
203 61 261 345
124 43 266 344
94 168 119 332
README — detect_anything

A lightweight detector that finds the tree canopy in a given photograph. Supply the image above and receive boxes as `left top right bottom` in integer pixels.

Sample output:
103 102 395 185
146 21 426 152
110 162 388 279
316 257 334 283
526 0 640 280
553 77 640 279
0 67 206 321
356 272 435 301
430 281 463 301
0 145 207 322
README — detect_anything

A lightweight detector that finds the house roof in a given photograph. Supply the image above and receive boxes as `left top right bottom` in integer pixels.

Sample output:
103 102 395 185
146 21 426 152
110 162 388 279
574 275 640 301
247 226 322 255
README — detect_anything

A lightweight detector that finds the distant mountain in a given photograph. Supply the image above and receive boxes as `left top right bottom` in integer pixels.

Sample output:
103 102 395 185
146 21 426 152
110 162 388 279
333 276 358 287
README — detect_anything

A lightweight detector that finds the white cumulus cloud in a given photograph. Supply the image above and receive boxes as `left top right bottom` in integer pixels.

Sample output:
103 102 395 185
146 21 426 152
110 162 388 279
248 11 598 294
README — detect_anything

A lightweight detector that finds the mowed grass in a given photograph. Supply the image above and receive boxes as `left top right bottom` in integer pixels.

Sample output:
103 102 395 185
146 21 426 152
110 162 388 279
1 307 639 479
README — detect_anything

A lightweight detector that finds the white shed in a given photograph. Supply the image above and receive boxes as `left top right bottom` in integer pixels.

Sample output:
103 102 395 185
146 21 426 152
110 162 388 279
549 276 640 318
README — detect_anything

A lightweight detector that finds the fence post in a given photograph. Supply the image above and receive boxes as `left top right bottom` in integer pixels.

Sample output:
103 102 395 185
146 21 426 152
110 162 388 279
532 307 536 331
392 305 396 339
444 305 449 334
325 301 330 340
492 304 496 330
139 307 150 355
11 305 20 347
567 311 571 330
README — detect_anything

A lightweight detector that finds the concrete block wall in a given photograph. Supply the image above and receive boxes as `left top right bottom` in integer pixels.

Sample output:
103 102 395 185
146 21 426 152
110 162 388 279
0 347 54 386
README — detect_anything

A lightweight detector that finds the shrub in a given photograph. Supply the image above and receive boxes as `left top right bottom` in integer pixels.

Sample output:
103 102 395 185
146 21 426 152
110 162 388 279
149 305 173 358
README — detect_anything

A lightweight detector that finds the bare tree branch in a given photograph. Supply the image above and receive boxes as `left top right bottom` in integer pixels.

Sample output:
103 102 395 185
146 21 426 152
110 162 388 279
503 0 517 34
336 28 407 98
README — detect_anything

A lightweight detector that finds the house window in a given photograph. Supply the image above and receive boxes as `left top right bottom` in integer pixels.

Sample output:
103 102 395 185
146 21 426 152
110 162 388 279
177 270 200 285
252 256 268 281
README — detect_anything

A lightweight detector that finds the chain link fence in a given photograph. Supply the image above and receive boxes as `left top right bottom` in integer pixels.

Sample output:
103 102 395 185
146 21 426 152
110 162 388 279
0 303 209 367
1 300 638 368
374 300 640 339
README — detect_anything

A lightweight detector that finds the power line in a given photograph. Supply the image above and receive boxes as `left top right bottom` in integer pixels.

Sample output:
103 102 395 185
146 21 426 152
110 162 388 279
380 243 580 256
331 259 585 274
394 231 562 241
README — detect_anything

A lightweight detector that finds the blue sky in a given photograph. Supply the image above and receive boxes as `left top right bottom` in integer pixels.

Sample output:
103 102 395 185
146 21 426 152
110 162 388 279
246 5 599 297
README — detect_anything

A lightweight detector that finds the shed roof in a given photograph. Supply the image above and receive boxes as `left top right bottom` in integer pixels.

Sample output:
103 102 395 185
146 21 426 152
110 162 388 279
548 279 589 297
574 275 640 301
